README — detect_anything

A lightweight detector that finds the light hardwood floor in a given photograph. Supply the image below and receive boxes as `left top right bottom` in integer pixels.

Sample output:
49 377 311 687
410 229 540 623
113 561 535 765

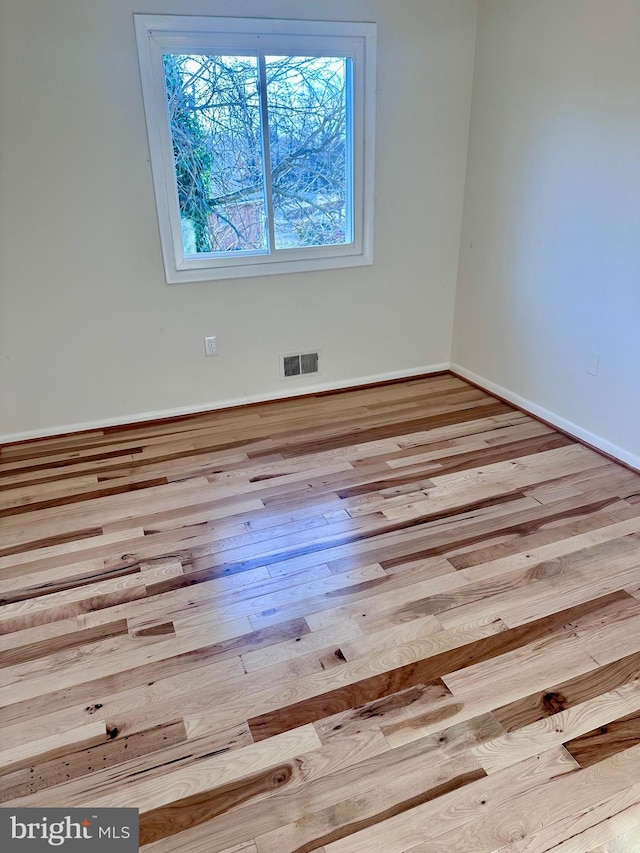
2 374 640 852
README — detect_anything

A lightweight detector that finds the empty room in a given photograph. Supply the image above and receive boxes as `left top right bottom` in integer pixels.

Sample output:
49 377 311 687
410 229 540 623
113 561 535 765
2 0 640 850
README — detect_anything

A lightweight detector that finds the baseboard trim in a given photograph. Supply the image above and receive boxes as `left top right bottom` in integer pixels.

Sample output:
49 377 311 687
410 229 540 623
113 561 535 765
1 364 450 446
450 363 640 474
6 364 638 474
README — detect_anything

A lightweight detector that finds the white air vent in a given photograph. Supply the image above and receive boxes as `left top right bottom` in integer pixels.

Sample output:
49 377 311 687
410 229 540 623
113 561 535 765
281 351 320 379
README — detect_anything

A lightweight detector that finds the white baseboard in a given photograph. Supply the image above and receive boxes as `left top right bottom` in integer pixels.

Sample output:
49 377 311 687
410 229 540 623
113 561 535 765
6 362 637 473
450 363 640 472
1 364 450 445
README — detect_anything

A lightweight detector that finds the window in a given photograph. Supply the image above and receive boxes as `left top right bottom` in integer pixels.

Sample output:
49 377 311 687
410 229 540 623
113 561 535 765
134 15 376 283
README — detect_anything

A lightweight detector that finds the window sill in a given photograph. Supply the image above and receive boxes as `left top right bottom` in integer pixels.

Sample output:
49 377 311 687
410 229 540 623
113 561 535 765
165 247 373 284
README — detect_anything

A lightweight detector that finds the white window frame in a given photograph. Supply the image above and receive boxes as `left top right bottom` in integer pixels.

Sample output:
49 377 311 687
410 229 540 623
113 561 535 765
134 14 377 284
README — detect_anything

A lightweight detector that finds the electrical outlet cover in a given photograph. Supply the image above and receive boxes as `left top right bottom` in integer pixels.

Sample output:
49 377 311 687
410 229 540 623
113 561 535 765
585 351 600 376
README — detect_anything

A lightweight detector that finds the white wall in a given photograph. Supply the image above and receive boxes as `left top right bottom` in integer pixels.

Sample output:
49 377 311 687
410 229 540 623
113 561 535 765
0 0 477 440
453 0 640 468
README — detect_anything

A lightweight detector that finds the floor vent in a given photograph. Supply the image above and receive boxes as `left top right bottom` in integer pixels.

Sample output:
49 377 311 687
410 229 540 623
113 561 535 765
282 352 320 378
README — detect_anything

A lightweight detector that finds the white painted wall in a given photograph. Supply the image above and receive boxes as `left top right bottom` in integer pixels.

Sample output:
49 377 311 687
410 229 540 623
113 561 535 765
0 0 477 440
453 0 640 468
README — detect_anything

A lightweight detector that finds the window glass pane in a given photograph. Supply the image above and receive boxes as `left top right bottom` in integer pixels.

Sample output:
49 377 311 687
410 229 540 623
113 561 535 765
265 56 351 250
163 54 268 255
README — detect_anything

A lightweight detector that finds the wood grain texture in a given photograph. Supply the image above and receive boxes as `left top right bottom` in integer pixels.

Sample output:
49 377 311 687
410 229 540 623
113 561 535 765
2 374 640 852
565 707 640 769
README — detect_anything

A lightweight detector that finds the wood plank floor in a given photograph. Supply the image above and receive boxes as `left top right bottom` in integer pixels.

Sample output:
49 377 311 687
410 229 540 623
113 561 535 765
2 374 640 852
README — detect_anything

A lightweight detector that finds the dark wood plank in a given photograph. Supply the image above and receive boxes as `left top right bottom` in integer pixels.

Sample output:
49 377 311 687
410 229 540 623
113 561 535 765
564 709 640 768
494 649 640 733
0 619 129 667
0 720 188 802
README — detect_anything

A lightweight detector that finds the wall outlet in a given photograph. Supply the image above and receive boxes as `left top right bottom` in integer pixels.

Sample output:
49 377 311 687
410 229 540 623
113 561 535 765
585 351 600 376
204 336 218 357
